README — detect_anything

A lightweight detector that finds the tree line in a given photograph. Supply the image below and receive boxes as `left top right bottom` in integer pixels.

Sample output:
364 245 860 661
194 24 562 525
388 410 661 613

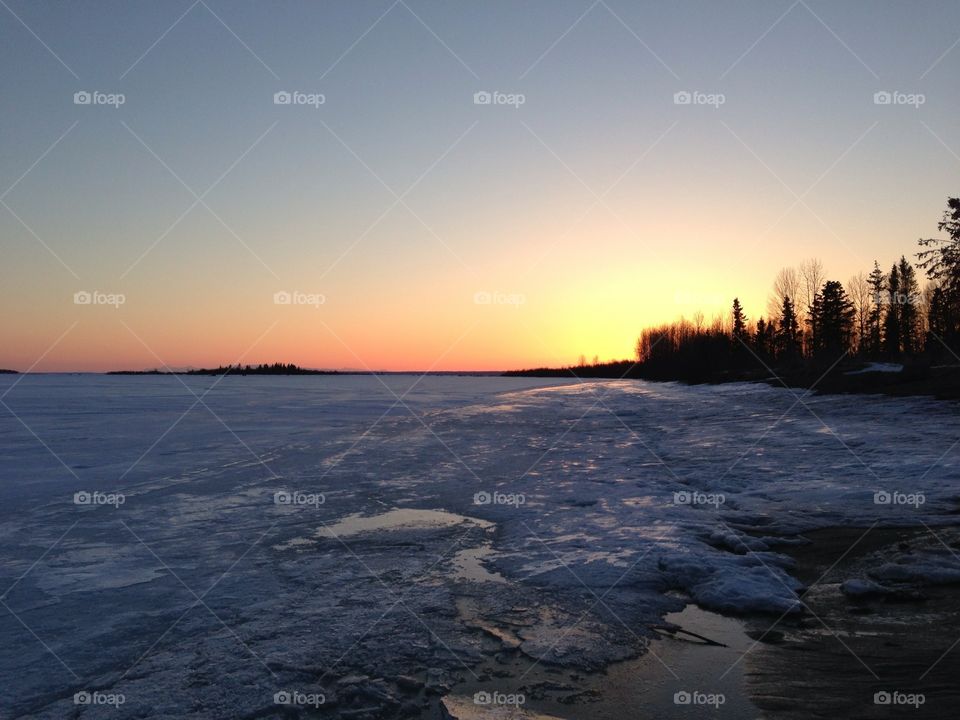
635 197 960 380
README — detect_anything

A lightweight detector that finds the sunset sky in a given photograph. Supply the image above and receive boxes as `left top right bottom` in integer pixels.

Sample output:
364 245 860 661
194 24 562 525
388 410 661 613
2 0 958 371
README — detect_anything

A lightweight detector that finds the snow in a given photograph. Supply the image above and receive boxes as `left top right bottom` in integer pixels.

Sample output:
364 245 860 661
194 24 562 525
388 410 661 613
1 374 958 717
845 362 904 375
869 555 960 585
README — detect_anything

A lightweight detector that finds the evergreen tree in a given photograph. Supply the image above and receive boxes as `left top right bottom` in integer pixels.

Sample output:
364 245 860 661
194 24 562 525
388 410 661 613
928 286 950 341
777 295 800 360
897 256 920 354
917 197 960 346
917 197 960 294
883 264 901 355
810 281 855 356
731 298 747 341
867 261 885 357
755 318 774 359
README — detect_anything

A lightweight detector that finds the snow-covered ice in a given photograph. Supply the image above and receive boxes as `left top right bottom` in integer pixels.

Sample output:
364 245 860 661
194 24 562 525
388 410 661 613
0 374 958 717
845 362 904 374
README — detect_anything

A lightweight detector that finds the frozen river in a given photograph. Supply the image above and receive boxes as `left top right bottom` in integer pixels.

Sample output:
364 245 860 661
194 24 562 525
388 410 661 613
1 374 958 718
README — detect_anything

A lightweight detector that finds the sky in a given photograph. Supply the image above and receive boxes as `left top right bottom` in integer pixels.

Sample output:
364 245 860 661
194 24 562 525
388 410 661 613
1 0 958 372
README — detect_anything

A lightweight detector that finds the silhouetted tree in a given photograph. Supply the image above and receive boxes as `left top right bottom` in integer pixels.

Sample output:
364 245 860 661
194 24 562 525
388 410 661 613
897 256 921 354
917 197 960 348
731 298 747 341
800 258 825 353
777 296 800 361
883 264 901 356
917 197 960 292
754 317 776 360
848 272 871 355
810 281 855 357
928 286 950 342
768 267 801 320
867 261 885 357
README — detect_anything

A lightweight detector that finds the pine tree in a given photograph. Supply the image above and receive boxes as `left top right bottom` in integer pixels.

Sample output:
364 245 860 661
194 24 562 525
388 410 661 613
731 298 747 341
917 197 960 295
917 198 960 346
810 281 855 356
867 261 885 357
897 256 920 354
754 318 768 358
777 296 800 360
928 286 949 340
883 264 901 355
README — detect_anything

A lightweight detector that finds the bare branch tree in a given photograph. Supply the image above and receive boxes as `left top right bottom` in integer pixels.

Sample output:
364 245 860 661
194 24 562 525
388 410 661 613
847 272 871 354
692 310 704 335
799 258 825 315
768 266 801 319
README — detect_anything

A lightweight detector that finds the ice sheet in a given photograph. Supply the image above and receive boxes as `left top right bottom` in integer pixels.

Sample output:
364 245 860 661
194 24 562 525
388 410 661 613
1 375 957 717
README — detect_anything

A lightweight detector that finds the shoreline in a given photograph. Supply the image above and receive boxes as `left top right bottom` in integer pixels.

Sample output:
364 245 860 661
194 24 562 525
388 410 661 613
505 362 960 401
439 522 960 719
744 523 960 719
8 365 960 403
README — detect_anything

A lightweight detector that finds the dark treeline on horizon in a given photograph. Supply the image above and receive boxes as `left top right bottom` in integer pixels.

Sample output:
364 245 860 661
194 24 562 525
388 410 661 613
108 363 341 376
107 365 503 377
510 197 960 394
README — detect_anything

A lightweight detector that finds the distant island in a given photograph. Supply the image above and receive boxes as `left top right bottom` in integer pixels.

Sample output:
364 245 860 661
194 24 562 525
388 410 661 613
0 369 18 374
109 363 341 376
108 363 500 377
